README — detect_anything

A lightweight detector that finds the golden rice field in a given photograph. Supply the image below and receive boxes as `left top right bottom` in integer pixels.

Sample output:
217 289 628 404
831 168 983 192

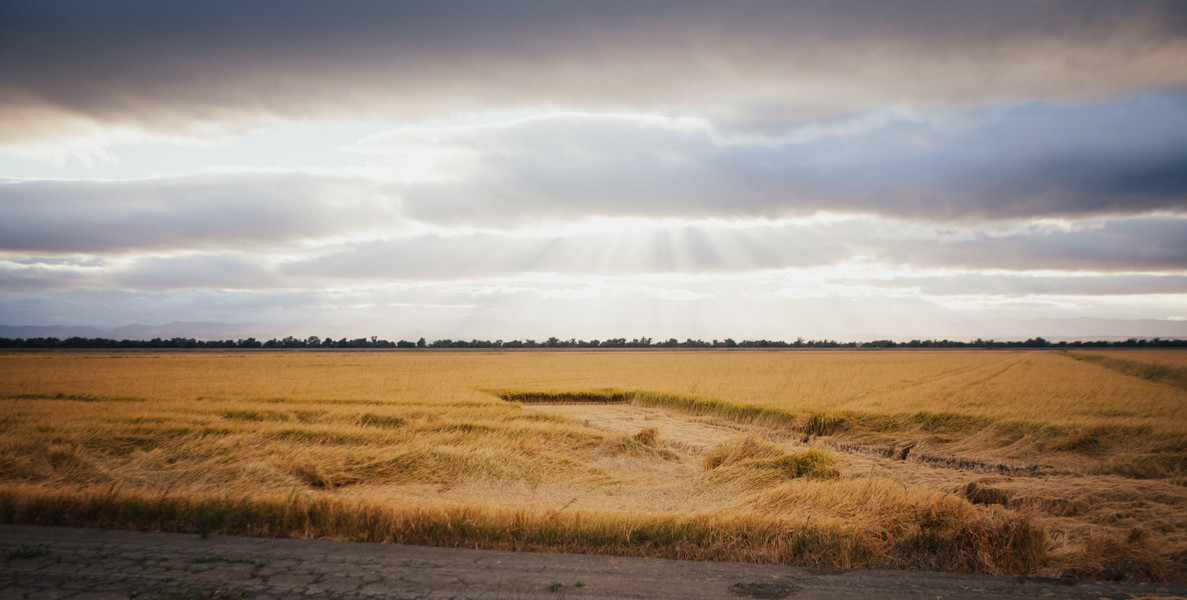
0 349 1184 581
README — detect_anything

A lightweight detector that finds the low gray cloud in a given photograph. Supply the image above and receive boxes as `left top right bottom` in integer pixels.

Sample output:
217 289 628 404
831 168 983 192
0 173 402 253
278 215 1187 282
8 93 1180 262
848 274 1187 298
0 263 90 292
112 254 280 290
387 98 1187 223
6 96 1183 253
3 1 1185 147
871 217 1187 272
4 214 1183 295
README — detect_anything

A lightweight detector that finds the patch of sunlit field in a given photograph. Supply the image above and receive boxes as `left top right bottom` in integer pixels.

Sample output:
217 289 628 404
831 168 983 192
0 349 1184 581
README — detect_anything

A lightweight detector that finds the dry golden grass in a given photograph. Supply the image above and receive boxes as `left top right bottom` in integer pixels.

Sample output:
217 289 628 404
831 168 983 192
0 349 1184 580
1067 350 1187 392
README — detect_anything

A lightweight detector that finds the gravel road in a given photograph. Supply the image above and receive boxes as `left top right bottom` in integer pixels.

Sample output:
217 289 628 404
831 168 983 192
2 525 1184 599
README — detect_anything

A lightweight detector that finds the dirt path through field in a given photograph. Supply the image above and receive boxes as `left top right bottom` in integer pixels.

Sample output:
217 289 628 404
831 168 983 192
5 524 1186 599
528 403 743 454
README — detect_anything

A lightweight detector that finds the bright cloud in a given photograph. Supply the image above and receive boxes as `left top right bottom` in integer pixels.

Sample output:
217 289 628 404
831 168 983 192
1 1 1185 341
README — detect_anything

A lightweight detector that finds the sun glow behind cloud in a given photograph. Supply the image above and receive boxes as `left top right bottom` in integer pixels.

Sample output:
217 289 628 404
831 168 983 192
1 1 1186 341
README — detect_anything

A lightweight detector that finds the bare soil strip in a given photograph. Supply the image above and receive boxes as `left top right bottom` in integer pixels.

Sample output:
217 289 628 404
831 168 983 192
3 524 1185 599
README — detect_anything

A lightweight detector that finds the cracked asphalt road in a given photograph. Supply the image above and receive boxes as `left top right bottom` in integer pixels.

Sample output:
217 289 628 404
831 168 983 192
2 525 1185 599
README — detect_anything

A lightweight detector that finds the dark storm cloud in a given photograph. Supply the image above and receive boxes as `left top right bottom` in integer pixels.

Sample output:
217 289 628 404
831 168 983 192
0 173 401 253
3 1 1186 144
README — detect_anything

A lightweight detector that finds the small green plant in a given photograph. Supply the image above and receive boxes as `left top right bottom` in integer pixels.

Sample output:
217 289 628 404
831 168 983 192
549 580 564 592
8 544 49 558
791 530 821 557
574 580 585 588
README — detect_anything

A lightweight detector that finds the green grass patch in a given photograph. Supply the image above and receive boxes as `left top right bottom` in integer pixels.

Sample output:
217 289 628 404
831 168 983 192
8 543 49 558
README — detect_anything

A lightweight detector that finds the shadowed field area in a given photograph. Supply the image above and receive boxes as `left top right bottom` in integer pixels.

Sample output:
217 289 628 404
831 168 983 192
0 350 1184 581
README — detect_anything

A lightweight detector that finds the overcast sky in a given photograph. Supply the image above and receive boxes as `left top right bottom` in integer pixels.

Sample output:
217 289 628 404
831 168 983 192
2 1 1186 341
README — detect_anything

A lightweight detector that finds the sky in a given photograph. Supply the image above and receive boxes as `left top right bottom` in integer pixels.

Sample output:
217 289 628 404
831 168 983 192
1 1 1186 342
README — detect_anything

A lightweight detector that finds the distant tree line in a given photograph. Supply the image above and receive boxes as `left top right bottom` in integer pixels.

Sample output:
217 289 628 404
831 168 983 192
1 335 1184 349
